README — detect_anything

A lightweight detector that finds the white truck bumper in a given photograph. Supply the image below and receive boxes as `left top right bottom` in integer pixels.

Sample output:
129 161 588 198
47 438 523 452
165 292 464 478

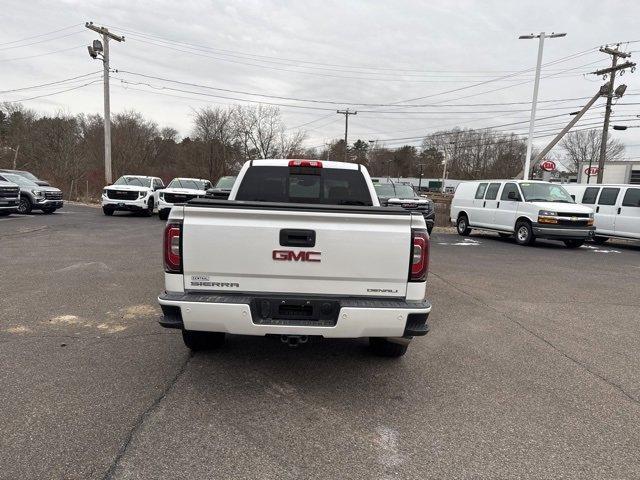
102 195 149 210
158 292 431 338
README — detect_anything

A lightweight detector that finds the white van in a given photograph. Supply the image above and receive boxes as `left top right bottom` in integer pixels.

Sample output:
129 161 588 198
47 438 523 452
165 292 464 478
450 180 595 247
563 184 640 244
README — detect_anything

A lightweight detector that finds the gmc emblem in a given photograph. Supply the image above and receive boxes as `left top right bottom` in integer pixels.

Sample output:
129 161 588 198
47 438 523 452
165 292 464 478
272 250 321 262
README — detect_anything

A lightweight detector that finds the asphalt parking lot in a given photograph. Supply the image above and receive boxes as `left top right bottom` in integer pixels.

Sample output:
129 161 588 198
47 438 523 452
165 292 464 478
1 204 640 480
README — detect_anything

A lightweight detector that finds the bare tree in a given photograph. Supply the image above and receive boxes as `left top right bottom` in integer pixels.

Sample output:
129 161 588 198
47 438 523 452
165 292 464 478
191 106 236 180
233 105 305 159
561 129 625 173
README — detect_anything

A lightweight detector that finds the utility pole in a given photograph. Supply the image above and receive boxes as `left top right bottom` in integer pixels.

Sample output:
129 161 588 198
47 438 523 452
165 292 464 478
590 45 635 184
417 163 424 192
12 145 19 169
519 32 567 180
336 109 357 161
441 148 448 193
533 85 607 169
86 22 124 185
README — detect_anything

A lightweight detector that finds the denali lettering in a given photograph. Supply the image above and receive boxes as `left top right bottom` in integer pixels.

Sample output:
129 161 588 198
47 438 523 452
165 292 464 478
272 250 321 262
367 288 399 293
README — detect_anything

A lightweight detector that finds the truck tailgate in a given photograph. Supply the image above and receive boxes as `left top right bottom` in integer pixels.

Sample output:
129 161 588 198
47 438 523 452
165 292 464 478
181 202 413 297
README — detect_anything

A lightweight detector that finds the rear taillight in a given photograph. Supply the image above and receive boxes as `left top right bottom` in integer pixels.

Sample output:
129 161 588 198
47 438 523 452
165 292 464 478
409 228 429 282
164 222 182 273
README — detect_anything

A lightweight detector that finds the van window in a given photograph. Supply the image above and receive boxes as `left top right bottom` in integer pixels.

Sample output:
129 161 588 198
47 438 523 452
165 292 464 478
501 183 520 201
582 187 599 204
597 188 620 206
622 188 640 207
475 183 488 199
485 183 501 200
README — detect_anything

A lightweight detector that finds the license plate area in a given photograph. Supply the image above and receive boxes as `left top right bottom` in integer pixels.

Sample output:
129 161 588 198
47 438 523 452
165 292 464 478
250 297 339 327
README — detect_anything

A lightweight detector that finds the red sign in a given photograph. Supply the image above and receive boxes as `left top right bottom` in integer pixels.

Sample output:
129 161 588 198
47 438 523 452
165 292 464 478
540 160 556 172
584 166 599 176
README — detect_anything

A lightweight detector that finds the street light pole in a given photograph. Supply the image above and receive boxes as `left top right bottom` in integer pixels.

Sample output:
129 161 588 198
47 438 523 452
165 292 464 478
519 31 566 180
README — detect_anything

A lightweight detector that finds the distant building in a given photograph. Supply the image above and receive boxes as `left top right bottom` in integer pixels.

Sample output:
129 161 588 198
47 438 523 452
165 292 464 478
371 176 462 192
576 160 640 184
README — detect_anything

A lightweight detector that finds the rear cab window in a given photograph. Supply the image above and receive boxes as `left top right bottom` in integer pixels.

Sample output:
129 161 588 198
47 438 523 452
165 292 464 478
235 165 373 206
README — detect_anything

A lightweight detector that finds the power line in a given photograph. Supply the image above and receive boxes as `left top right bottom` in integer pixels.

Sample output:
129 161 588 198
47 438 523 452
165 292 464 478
114 69 601 113
2 80 102 103
0 44 84 62
0 72 102 94
0 31 84 51
0 23 82 46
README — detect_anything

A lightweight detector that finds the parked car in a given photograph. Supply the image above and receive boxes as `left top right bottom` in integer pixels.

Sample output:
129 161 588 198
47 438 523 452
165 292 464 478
0 172 63 214
157 178 212 220
101 175 164 216
0 179 20 216
0 169 50 186
564 184 640 244
158 159 431 357
205 175 237 199
374 182 436 234
450 180 595 248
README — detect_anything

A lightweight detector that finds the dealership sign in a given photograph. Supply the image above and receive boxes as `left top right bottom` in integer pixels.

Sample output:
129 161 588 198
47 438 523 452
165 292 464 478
540 160 556 172
584 166 599 176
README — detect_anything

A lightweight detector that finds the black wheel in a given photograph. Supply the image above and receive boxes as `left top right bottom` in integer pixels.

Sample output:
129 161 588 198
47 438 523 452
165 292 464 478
514 220 534 246
592 236 608 245
564 239 585 248
143 198 154 217
41 207 55 214
102 206 114 216
158 209 169 221
17 197 32 214
0 211 10 216
498 233 511 238
427 224 433 236
181 330 225 351
369 338 409 358
456 214 471 236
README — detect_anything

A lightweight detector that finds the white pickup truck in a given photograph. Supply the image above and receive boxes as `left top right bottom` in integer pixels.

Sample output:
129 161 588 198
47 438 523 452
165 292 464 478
158 159 431 357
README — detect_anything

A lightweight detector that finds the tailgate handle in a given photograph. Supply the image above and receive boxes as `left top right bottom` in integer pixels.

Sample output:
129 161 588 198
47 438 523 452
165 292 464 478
280 229 316 247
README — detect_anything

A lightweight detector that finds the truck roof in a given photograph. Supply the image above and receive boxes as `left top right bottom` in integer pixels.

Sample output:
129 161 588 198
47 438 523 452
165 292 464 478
249 159 360 170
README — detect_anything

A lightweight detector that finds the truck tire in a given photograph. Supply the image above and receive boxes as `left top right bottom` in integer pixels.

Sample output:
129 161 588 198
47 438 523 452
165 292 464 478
369 338 408 357
564 239 584 248
158 209 169 221
456 214 471 236
514 220 535 246
592 236 608 245
182 329 225 351
41 207 55 214
103 206 114 216
17 197 32 214
142 198 154 217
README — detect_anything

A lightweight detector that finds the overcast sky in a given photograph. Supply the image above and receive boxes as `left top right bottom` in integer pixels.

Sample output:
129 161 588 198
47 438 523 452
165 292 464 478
2 0 639 161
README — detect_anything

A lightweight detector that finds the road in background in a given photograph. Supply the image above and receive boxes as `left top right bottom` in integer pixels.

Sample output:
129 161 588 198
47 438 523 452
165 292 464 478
1 205 639 479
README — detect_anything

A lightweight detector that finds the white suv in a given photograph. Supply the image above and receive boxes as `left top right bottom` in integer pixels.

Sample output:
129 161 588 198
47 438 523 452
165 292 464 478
102 175 164 216
450 180 595 248
157 178 212 220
